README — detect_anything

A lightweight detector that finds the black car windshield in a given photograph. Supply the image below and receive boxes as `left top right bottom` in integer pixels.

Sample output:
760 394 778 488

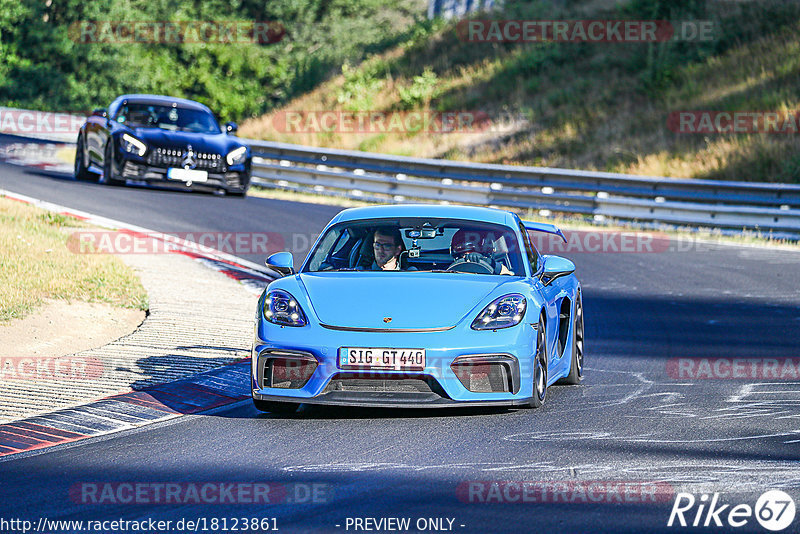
115 103 221 134
304 218 526 276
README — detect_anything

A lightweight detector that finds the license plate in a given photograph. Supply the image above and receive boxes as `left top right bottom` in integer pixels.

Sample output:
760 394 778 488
167 168 208 183
339 347 425 371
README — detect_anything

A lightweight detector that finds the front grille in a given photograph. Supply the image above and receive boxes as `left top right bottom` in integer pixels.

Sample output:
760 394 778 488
323 378 435 393
147 147 224 171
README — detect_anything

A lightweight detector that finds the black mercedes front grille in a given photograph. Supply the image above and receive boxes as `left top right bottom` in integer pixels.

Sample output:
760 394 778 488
147 147 224 171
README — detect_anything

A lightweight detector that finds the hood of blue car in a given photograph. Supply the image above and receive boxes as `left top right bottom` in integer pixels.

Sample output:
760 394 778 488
297 273 514 330
129 128 242 154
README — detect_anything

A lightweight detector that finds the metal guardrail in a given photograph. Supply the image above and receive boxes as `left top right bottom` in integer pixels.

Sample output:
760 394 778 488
427 0 499 20
247 139 800 235
3 104 797 235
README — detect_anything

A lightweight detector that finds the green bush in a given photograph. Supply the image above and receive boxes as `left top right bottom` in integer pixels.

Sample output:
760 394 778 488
0 0 424 120
398 67 439 109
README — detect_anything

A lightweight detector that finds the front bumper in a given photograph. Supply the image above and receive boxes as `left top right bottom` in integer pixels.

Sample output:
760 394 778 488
252 320 538 408
118 159 250 193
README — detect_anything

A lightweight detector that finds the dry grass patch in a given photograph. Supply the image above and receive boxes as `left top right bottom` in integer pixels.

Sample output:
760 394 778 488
0 197 148 322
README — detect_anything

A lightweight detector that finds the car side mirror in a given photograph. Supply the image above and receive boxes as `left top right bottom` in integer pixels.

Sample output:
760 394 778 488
266 252 294 277
540 255 575 286
225 122 238 134
92 108 107 118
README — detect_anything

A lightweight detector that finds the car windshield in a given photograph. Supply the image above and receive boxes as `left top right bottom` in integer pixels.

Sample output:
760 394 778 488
304 218 526 276
114 103 221 134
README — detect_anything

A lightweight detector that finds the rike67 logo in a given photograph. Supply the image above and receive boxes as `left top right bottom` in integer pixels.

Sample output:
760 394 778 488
668 491 795 531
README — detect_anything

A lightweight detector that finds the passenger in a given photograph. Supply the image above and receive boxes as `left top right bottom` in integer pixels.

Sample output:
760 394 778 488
450 228 513 275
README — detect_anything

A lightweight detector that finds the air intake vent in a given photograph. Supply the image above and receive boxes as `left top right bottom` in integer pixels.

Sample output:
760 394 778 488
259 352 317 389
451 361 511 393
323 378 434 393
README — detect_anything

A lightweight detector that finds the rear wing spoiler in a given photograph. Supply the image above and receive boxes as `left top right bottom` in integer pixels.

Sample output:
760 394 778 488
522 221 567 243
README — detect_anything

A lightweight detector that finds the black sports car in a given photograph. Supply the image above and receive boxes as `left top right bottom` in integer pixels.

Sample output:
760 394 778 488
74 94 252 196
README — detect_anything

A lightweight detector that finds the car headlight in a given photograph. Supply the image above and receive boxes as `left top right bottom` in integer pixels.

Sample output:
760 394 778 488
263 290 308 327
226 146 247 166
121 133 147 156
471 294 527 330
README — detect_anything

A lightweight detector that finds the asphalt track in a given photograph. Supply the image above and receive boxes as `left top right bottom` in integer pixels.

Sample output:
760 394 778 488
1 161 800 533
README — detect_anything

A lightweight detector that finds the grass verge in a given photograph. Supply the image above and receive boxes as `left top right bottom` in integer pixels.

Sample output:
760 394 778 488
0 196 148 322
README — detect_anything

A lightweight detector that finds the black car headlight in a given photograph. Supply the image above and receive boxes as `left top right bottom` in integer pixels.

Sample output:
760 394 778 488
263 290 308 327
226 146 247 166
471 294 527 330
121 133 147 156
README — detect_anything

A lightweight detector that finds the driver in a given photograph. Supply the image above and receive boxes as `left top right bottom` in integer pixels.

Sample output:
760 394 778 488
370 227 405 270
450 228 513 275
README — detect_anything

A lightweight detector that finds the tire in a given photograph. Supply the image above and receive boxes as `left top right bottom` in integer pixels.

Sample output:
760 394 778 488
558 293 584 385
252 398 299 414
74 134 92 181
100 141 124 186
528 314 548 408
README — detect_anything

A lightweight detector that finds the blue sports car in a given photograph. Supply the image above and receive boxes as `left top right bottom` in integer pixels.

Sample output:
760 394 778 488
251 204 583 413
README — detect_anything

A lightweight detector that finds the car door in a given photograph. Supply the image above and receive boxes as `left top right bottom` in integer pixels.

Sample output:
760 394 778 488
518 221 564 376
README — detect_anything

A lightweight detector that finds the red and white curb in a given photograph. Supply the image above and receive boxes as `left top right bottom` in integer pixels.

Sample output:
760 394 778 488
0 360 251 459
0 188 278 458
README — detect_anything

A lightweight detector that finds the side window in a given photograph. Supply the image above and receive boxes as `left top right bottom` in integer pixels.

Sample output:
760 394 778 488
518 221 540 274
114 105 128 123
108 101 120 120
330 228 353 257
307 228 343 270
